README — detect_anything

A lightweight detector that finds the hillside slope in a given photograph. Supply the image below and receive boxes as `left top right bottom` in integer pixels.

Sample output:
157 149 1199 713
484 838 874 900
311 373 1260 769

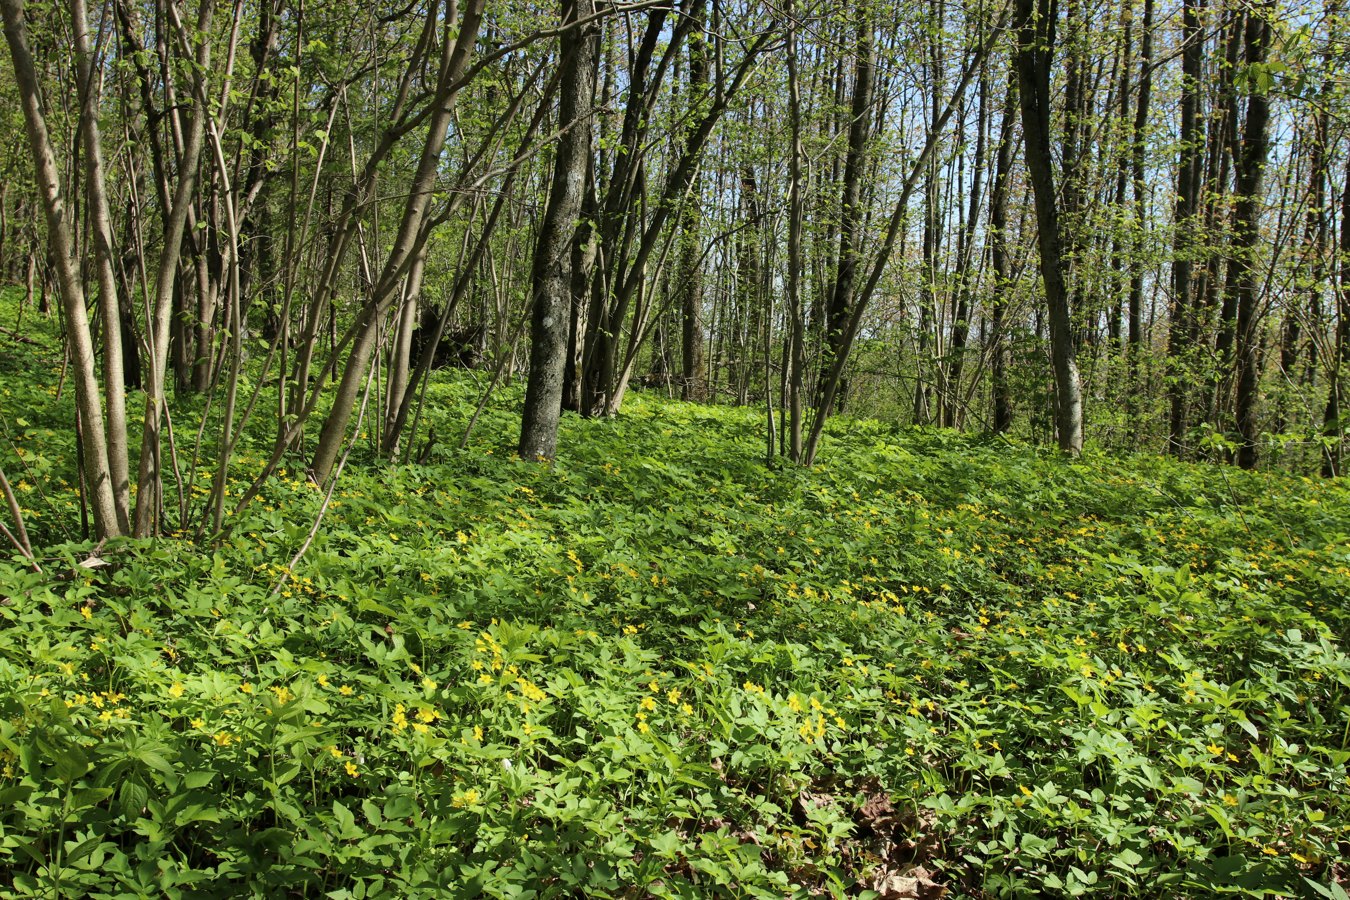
2 345 1349 897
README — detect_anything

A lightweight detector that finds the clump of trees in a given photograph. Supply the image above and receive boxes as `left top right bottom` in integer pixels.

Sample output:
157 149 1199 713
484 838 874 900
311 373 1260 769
1 0 1347 541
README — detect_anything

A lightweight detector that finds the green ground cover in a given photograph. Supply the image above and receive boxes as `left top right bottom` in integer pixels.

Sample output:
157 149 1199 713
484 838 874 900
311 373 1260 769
1 304 1348 897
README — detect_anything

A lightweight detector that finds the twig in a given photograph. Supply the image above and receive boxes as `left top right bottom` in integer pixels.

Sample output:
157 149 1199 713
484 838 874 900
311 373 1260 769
0 465 39 571
460 308 531 449
0 326 42 346
270 346 379 599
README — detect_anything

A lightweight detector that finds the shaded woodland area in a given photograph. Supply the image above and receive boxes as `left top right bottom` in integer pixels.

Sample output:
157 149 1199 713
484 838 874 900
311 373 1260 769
1 0 1348 541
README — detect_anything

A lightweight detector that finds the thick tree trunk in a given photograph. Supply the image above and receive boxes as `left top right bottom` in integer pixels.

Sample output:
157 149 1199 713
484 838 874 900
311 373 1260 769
1014 0 1083 454
519 0 597 462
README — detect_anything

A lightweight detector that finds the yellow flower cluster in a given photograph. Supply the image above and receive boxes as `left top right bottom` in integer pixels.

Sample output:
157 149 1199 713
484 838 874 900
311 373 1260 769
798 714 827 741
516 678 547 703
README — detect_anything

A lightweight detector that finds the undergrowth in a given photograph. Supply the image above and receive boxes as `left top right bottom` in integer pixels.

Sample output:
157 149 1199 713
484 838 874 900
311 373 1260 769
1 298 1348 898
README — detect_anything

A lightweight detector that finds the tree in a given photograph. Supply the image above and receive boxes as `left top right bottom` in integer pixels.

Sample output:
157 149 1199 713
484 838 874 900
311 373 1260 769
1013 0 1083 454
1229 1 1274 470
519 0 598 462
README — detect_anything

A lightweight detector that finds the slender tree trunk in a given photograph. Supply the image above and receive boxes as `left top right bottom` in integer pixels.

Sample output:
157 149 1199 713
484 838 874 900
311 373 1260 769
989 69 1017 434
915 1 944 425
1126 0 1153 388
946 64 988 430
1106 2 1132 349
1206 14 1244 435
519 0 597 462
785 0 806 460
310 0 486 483
2 0 122 538
1014 0 1083 454
1278 107 1329 437
803 12 1005 464
1323 151 1350 476
70 0 132 533
134 0 216 535
1231 4 1273 470
1167 0 1203 455
385 244 426 446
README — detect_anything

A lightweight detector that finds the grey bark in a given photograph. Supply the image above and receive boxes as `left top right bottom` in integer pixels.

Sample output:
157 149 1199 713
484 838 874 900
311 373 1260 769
519 0 598 462
70 0 132 533
2 0 122 538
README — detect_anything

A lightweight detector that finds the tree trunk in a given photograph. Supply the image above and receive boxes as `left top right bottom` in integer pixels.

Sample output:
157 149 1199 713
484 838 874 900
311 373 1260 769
310 0 486 483
134 0 216 535
945 66 988 430
71 0 132 533
2 0 122 538
519 0 598 462
1167 0 1203 456
1126 0 1153 388
1231 5 1273 470
822 8 874 412
1014 0 1083 454
678 0 708 402
384 244 427 447
1322 150 1350 477
785 0 806 460
803 13 1004 464
988 68 1016 434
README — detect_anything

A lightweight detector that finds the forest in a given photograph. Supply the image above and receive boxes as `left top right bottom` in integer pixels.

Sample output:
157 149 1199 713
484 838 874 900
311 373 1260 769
1 0 1349 896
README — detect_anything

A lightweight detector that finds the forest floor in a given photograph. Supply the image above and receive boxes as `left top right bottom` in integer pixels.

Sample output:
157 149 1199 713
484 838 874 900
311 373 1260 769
1 295 1349 898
